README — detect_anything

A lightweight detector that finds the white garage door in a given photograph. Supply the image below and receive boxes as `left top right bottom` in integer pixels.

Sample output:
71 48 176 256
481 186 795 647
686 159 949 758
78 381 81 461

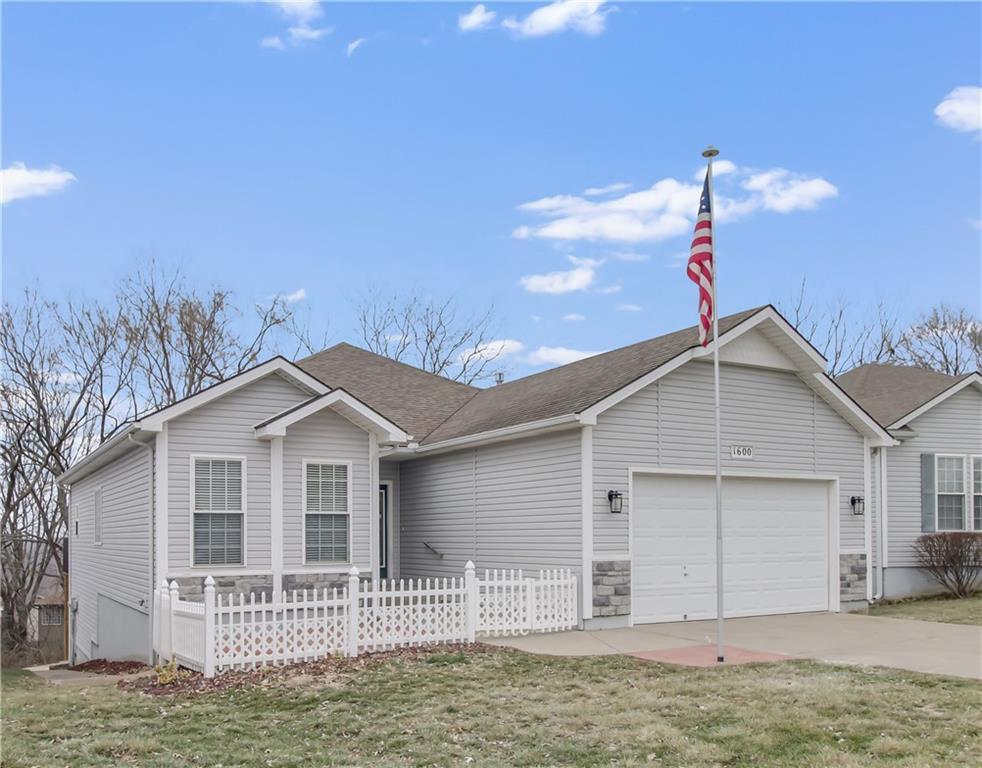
633 474 830 623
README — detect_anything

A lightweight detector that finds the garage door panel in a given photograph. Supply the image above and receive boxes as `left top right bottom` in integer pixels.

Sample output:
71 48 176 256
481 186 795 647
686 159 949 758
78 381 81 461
632 474 830 623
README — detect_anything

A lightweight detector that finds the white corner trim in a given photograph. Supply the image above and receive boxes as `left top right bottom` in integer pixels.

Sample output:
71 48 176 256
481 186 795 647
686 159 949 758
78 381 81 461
255 389 410 444
140 357 328 432
369 432 379 579
580 425 593 621
270 437 284 596
888 373 982 429
880 446 889 569
154 424 168 583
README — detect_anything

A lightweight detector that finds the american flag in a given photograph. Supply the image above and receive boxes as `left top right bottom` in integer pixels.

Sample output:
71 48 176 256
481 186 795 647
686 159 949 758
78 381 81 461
686 171 714 346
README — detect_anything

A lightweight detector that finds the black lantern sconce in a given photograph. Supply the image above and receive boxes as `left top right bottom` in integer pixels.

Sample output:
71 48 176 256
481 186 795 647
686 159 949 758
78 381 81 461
607 490 623 514
850 495 865 516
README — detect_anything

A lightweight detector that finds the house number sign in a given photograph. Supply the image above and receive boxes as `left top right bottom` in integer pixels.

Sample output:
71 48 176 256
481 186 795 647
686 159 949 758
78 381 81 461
730 445 754 459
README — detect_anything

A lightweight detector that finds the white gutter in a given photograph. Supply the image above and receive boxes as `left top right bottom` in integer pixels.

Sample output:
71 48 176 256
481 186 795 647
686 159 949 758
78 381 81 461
410 413 584 456
58 423 142 485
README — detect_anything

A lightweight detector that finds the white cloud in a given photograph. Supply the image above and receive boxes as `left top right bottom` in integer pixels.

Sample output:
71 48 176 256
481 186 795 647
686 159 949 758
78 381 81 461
503 0 609 38
583 181 630 197
1 162 76 204
463 338 525 362
562 313 585 321
934 86 982 133
514 164 837 243
527 345 601 366
277 288 307 304
519 255 601 294
459 4 496 31
289 25 330 43
611 251 649 262
692 158 737 181
741 169 838 213
597 283 622 294
347 37 366 57
264 1 330 48
617 303 641 312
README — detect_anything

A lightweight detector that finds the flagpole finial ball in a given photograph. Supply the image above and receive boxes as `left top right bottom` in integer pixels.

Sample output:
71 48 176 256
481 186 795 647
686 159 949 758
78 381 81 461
702 146 720 158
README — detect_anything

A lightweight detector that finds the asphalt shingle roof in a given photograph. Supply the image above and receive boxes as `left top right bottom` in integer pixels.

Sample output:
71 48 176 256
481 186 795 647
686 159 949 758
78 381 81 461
298 307 767 443
835 363 972 427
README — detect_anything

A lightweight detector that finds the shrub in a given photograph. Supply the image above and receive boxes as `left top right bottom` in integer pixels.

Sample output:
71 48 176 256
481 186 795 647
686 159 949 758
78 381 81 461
913 532 982 598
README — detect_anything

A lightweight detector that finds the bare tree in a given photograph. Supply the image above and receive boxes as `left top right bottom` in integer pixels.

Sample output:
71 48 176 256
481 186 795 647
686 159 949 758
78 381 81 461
1 266 302 654
782 279 900 375
895 305 981 375
118 266 294 412
355 292 505 385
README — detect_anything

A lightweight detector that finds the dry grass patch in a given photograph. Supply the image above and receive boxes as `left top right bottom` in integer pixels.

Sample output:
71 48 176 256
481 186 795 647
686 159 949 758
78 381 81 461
2 646 980 767
867 593 982 625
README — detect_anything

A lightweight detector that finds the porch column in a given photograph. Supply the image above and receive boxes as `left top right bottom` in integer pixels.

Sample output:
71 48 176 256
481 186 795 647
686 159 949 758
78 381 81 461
270 436 284 596
369 432 379 579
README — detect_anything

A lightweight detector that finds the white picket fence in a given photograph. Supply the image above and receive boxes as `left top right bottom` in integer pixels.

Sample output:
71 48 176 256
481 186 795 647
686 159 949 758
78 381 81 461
154 562 577 677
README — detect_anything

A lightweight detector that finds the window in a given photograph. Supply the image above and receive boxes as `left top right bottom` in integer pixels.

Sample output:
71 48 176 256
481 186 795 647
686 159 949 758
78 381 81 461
304 462 350 563
39 605 63 626
936 455 966 531
974 456 982 531
193 457 244 566
93 489 103 545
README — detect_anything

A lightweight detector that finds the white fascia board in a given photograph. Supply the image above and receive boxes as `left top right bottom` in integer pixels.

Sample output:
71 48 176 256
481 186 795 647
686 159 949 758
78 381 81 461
579 306 828 424
254 389 411 444
57 423 144 485
413 414 582 456
888 373 982 429
809 372 897 446
139 357 328 432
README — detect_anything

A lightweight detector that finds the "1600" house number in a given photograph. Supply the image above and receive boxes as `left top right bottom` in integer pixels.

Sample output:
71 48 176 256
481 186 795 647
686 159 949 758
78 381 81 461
730 445 754 459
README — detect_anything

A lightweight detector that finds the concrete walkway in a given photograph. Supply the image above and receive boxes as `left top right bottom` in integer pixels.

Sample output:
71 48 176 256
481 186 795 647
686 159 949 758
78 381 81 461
487 612 982 680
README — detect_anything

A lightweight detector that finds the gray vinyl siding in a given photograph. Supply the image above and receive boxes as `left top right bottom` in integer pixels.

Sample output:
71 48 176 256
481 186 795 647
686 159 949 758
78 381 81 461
282 409 371 572
885 387 982 566
870 448 879 570
167 374 309 573
399 430 582 578
70 444 153 661
593 361 866 555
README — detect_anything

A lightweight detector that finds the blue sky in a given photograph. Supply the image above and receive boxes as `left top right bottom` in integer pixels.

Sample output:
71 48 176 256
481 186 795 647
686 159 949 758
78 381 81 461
3 1 980 378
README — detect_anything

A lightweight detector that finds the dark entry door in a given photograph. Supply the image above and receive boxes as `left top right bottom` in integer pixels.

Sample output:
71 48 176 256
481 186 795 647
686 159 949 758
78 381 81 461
379 484 389 579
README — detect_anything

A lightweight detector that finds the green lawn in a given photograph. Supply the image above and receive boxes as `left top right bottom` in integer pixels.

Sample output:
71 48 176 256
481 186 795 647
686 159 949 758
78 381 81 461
2 647 980 767
867 593 982 626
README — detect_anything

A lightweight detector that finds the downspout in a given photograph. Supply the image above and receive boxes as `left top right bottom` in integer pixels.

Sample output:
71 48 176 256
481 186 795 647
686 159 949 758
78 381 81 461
871 446 887 603
128 433 156 660
872 446 885 601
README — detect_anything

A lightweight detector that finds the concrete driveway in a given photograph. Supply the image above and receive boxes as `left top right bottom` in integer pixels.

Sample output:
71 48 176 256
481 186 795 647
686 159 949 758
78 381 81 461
487 612 982 680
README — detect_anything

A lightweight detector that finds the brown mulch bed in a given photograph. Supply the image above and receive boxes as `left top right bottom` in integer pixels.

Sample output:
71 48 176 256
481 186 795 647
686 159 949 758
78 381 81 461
69 659 150 675
118 643 497 697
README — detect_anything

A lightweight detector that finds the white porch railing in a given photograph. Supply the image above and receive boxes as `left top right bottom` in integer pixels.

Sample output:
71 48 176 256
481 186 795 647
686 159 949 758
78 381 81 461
153 562 577 677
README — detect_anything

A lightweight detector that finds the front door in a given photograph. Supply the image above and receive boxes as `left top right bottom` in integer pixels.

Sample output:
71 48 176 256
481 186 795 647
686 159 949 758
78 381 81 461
379 483 389 579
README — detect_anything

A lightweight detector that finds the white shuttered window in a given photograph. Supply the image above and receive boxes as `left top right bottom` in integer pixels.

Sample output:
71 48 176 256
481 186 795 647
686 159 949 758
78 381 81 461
193 457 244 566
304 462 350 563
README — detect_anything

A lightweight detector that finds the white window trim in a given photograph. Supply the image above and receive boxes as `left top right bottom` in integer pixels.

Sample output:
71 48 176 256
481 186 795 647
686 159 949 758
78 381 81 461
935 454 970 532
93 487 103 547
301 458 353 566
189 454 248 569
972 455 982 532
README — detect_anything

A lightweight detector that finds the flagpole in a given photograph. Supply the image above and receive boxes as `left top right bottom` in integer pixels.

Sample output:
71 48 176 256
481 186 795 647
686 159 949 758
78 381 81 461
702 145 725 664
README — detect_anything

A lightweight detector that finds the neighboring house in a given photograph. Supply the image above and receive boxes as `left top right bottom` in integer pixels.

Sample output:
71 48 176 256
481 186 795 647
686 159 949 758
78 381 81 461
837 364 982 599
29 572 66 664
59 305 893 663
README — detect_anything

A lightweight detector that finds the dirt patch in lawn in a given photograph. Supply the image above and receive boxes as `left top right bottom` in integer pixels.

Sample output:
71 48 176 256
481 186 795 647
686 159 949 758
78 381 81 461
68 659 150 675
118 642 494 697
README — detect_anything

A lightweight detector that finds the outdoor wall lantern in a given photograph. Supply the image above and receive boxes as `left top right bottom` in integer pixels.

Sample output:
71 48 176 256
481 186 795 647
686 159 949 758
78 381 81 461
850 495 865 516
607 490 624 514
